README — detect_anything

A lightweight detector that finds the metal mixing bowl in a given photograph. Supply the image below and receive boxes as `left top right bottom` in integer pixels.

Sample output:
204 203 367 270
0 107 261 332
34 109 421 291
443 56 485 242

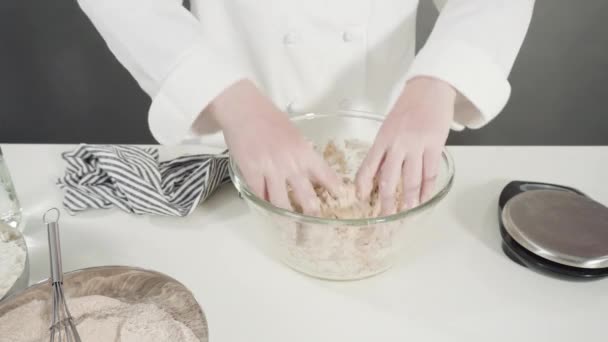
0 266 208 341
229 111 455 280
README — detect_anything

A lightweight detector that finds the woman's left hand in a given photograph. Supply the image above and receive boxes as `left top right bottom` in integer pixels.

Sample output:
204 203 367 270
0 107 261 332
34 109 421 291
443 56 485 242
356 76 456 215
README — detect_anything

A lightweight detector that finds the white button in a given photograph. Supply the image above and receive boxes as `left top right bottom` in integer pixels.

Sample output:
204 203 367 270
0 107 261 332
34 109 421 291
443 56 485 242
342 31 359 43
283 31 298 45
340 98 353 109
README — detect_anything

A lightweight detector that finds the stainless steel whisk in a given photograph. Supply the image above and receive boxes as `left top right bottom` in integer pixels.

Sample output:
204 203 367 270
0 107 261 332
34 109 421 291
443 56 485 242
44 208 81 342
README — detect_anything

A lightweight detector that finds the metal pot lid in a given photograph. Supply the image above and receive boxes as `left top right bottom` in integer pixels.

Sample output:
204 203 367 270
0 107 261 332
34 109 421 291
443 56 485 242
502 189 608 269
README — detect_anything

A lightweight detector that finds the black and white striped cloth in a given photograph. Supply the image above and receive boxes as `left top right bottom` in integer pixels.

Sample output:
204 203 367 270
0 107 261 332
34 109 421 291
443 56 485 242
57 145 231 216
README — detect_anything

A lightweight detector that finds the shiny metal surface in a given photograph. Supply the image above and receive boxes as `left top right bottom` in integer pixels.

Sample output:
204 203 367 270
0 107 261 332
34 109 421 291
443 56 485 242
44 209 63 285
502 190 608 269
44 208 81 342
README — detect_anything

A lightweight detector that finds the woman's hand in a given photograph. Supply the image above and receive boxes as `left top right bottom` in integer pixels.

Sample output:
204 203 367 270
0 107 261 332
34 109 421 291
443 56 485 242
208 80 340 215
356 76 456 215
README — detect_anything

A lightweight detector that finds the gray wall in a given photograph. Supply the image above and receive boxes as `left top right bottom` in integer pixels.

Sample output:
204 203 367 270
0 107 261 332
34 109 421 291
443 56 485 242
1 0 607 145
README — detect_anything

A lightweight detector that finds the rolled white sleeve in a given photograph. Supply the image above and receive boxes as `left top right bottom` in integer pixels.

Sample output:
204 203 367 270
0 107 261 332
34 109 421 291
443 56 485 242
77 0 248 144
407 0 535 129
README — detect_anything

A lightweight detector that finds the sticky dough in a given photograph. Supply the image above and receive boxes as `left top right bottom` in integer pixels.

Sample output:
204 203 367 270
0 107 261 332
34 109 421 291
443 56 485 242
290 140 402 219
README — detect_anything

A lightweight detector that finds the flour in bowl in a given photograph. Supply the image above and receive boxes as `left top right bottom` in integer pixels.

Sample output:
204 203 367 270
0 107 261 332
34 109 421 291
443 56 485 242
0 225 27 299
0 295 199 342
276 140 415 280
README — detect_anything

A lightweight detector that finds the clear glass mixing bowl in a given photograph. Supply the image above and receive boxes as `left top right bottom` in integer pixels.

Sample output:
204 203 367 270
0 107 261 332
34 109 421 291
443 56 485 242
229 111 455 280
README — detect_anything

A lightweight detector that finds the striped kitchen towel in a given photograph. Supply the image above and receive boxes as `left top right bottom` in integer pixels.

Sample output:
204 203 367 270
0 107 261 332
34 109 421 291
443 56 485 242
57 144 231 216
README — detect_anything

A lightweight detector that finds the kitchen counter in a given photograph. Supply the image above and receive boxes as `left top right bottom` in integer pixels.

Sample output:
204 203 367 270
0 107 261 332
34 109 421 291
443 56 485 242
2 145 608 341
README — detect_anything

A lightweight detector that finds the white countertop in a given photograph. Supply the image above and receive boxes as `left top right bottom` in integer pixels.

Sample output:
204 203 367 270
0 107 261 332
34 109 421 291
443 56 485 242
3 145 608 341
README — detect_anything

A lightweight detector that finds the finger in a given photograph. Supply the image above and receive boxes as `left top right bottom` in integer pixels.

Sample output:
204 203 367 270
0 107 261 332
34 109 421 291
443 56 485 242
355 142 386 200
420 147 442 203
378 149 404 216
243 170 265 199
401 150 423 210
309 155 341 196
288 176 321 216
265 175 293 211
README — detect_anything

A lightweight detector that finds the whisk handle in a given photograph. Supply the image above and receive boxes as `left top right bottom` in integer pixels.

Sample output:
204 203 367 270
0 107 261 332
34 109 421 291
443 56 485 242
45 208 63 284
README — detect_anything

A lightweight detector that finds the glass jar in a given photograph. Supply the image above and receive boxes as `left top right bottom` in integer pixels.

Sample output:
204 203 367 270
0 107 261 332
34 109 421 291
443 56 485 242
0 147 22 229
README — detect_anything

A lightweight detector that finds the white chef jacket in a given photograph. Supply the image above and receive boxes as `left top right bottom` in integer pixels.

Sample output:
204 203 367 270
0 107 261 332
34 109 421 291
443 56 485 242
78 0 534 147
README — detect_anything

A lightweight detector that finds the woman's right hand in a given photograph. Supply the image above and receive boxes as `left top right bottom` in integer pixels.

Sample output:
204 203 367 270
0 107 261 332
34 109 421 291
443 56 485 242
207 80 340 215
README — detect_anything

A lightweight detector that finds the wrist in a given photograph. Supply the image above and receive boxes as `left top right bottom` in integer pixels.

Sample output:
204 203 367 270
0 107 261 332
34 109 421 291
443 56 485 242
406 76 457 104
206 79 273 132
